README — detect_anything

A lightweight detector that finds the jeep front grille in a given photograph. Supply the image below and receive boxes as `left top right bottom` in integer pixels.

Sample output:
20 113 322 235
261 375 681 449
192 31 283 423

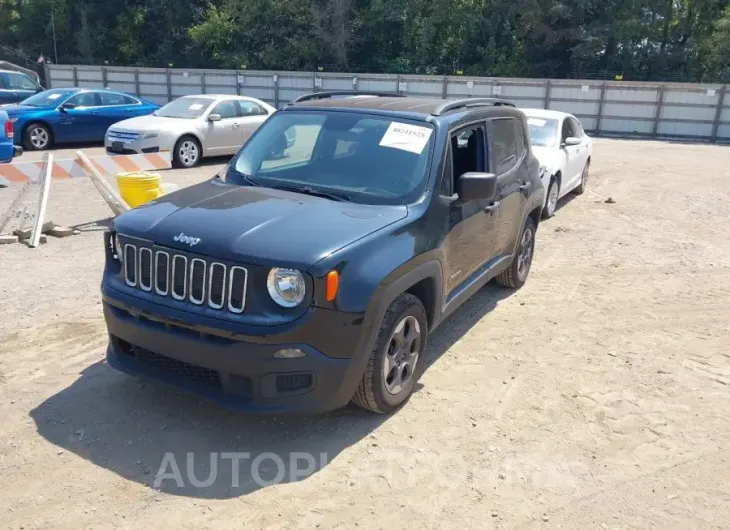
122 244 247 312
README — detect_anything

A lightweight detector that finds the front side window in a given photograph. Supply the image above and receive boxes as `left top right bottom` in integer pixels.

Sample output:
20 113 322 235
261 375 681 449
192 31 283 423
155 97 212 119
561 118 575 142
66 92 98 107
211 100 238 119
238 101 267 116
569 117 584 138
8 73 37 90
525 116 560 147
227 111 434 205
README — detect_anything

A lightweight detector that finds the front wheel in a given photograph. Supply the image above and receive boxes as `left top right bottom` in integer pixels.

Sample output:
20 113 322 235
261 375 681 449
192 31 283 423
352 293 428 414
574 160 589 195
23 122 52 151
173 136 201 168
495 217 536 289
542 177 558 219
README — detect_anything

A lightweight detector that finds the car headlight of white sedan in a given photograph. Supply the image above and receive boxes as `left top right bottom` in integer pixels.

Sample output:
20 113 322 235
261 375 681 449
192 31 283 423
267 268 306 307
139 130 159 140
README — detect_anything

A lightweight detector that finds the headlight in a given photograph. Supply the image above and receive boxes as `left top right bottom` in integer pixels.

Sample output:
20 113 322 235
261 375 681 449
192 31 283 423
9 118 18 123
267 268 306 307
113 233 122 262
140 130 159 140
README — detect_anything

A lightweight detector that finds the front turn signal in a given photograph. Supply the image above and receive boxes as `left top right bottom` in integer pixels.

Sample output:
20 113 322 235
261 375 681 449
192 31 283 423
325 270 339 302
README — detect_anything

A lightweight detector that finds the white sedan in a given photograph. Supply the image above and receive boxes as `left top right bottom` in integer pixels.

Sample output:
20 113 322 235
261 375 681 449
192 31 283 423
521 109 593 218
105 94 277 168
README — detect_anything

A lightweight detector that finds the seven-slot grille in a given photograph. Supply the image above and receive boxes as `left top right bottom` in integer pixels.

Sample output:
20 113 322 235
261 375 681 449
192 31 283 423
123 243 247 313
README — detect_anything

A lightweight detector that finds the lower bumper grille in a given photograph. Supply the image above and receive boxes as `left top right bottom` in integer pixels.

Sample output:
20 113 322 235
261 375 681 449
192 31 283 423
117 338 222 389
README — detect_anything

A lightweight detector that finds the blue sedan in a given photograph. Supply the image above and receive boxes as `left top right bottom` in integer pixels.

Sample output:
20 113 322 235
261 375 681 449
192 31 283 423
0 88 159 150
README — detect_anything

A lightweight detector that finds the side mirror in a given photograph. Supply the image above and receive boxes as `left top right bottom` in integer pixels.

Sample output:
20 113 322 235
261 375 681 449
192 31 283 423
60 102 76 112
208 113 222 122
562 136 582 147
456 172 497 202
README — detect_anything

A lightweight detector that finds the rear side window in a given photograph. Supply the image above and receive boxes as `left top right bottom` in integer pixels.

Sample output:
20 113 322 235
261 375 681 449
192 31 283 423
490 118 518 175
7 72 36 90
99 92 138 106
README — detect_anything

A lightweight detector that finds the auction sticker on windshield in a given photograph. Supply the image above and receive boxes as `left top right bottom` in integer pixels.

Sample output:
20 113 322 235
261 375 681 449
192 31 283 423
379 122 433 154
47 93 62 100
189 103 204 110
527 117 547 127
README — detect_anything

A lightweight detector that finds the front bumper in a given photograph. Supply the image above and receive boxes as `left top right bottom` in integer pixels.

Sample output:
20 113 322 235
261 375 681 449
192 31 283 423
105 135 170 156
103 296 372 414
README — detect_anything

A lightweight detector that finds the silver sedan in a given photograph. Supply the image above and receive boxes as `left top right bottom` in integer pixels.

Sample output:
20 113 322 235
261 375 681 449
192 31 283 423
105 94 277 168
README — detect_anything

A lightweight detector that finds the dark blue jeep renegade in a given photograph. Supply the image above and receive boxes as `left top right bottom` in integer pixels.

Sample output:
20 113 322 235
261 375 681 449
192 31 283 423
101 92 545 414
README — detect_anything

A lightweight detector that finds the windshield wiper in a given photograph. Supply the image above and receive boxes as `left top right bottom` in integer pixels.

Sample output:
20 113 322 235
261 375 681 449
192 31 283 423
272 185 351 202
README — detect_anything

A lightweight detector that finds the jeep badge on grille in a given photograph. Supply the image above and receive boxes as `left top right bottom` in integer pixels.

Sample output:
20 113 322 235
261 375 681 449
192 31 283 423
173 232 201 247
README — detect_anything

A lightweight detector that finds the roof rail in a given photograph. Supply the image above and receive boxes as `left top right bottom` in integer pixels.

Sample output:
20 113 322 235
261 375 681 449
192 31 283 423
292 91 405 104
431 97 515 116
0 61 40 84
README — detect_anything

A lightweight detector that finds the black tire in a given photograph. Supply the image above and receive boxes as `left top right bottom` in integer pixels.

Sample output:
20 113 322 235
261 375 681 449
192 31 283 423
495 217 536 289
172 135 202 168
574 160 589 195
352 293 428 414
541 177 558 219
23 122 52 151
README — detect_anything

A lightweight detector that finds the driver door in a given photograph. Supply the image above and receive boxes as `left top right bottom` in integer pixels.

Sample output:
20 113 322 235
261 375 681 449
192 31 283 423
560 118 582 189
440 124 499 297
58 91 100 142
205 99 242 155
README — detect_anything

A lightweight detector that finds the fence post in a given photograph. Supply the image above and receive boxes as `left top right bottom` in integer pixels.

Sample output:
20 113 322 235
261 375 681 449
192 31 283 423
165 68 172 102
201 71 207 94
543 79 552 109
235 71 241 96
43 62 50 88
396 74 401 94
101 66 107 88
273 74 280 108
312 72 318 93
72 66 78 86
711 85 726 144
441 76 448 99
134 68 140 96
596 80 608 134
652 85 666 138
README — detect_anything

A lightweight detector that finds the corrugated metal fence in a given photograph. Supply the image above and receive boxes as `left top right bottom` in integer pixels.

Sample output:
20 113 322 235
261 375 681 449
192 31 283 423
45 64 730 143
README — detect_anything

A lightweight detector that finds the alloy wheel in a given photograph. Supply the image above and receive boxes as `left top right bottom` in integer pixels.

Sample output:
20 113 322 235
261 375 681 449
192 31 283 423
179 140 199 167
30 127 49 149
516 226 534 281
383 315 421 395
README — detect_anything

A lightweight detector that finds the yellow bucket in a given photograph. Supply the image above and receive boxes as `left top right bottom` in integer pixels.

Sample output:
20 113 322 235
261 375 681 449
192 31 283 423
116 171 163 208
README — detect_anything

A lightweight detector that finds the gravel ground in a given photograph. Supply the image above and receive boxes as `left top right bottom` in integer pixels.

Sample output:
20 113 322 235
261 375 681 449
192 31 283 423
0 139 729 529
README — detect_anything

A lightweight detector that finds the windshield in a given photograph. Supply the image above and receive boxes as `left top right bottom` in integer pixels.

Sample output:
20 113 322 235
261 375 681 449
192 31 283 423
155 97 212 119
526 116 560 147
227 111 434 205
20 89 77 107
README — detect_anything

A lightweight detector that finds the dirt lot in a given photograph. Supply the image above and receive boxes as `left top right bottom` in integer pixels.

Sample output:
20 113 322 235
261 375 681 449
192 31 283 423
1 139 729 529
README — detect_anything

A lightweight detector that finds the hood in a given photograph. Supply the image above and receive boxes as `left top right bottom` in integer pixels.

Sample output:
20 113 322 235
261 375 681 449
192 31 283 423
0 104 51 115
108 115 195 133
113 179 408 269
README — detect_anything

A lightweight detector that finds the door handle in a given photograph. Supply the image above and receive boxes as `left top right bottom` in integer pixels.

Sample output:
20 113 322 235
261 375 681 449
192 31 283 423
519 182 531 191
484 201 500 213
91 111 100 115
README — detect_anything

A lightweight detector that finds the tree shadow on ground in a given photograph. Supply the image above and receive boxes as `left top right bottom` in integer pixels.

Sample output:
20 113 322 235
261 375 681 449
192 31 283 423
30 284 513 499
